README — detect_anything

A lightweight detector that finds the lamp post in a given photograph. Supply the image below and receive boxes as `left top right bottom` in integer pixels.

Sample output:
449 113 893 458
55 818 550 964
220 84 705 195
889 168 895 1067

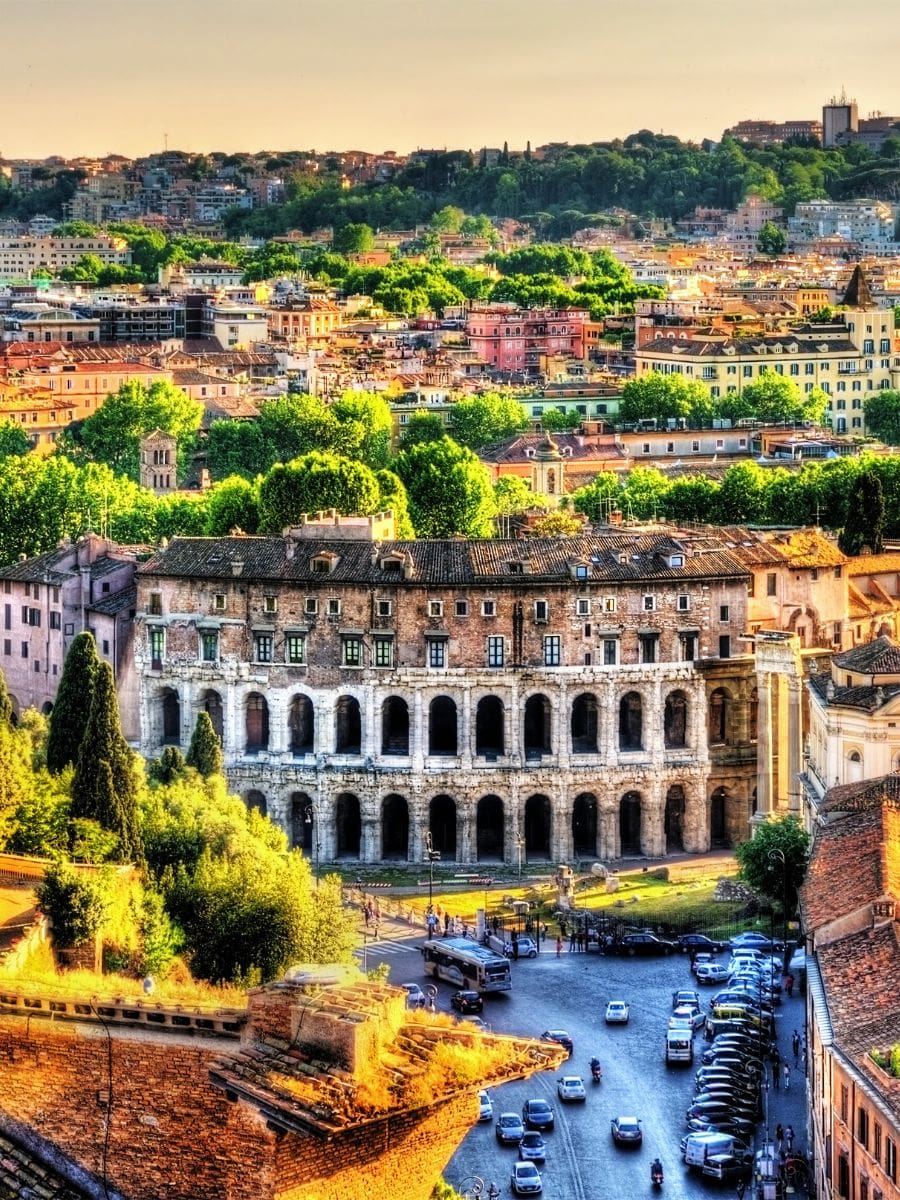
515 833 524 880
303 801 320 887
769 848 788 953
424 831 440 919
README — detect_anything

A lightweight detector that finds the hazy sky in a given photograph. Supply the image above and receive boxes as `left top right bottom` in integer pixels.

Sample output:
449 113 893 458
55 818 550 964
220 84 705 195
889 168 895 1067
3 0 899 158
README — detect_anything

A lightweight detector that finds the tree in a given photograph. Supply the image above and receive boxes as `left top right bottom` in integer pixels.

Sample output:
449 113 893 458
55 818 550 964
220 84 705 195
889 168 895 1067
394 438 497 538
205 475 260 536
0 421 31 459
571 472 621 522
864 389 900 445
540 407 582 432
756 221 787 256
333 222 375 255
734 816 809 927
494 476 545 517
740 371 807 425
399 410 445 450
373 469 414 539
0 670 27 846
448 393 528 450
36 859 109 949
257 452 382 534
70 661 142 863
331 390 393 468
46 632 101 774
619 373 714 427
185 712 223 778
839 469 885 555
530 509 583 536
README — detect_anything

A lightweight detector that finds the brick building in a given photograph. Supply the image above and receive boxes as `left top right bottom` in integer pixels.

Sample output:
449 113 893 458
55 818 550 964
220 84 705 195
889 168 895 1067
465 304 589 377
134 513 760 866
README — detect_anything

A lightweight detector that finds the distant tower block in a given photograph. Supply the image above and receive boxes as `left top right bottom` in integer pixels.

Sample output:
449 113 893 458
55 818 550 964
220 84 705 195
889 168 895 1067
140 429 178 495
753 631 804 829
823 90 858 147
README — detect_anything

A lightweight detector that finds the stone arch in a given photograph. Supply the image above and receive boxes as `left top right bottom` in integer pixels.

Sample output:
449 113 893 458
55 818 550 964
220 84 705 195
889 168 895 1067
572 793 598 857
245 692 269 753
335 695 361 754
524 794 551 859
290 792 314 851
524 693 551 759
665 784 686 852
41 700 53 716
619 791 642 856
335 792 361 858
246 790 267 818
289 694 315 755
846 747 864 783
475 695 505 757
476 795 504 861
430 794 457 860
708 687 733 746
710 785 739 849
381 696 409 756
201 689 224 743
787 603 820 649
429 695 457 756
664 689 688 749
381 793 409 860
571 693 599 753
619 691 643 751
7 694 19 726
161 687 181 745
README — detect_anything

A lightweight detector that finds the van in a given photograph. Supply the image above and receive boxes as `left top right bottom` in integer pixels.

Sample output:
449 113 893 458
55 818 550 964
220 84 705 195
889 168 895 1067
683 1132 735 1168
666 1029 694 1064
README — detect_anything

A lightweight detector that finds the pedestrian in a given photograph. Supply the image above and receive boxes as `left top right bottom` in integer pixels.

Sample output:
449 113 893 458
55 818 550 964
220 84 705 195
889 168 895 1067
462 923 469 940
776 1124 784 1151
364 903 371 927
568 929 576 952
785 1125 794 1152
772 1060 780 1091
374 900 381 923
555 936 563 958
374 920 380 941
512 933 519 961
792 1030 801 1063
786 973 795 999
783 1062 791 1090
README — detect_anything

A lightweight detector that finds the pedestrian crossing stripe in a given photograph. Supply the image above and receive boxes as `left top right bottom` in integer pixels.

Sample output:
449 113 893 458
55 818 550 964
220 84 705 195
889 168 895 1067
353 940 408 956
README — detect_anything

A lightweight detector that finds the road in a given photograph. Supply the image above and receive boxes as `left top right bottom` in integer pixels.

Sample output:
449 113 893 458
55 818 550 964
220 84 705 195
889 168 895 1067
358 921 808 1200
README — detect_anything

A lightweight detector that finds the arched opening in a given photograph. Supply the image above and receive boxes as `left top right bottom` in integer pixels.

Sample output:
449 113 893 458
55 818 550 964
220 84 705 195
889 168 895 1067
571 693 599 753
289 695 315 755
524 694 551 760
619 692 643 751
665 784 686 852
245 692 269 753
290 792 314 851
475 696 505 757
847 749 863 783
524 794 551 859
7 695 19 726
202 689 223 743
664 690 688 749
430 794 457 860
619 791 642 856
381 696 409 756
161 687 180 745
429 696 457 756
336 792 361 858
381 794 409 860
335 695 361 754
710 787 730 849
41 701 53 716
572 793 598 857
246 790 267 818
708 688 733 745
476 795 504 861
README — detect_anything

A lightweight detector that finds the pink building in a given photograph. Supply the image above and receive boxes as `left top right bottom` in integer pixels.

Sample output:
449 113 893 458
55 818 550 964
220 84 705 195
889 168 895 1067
465 304 589 376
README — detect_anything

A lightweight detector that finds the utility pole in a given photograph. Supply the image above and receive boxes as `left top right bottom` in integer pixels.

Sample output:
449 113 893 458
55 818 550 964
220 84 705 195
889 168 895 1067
424 831 440 918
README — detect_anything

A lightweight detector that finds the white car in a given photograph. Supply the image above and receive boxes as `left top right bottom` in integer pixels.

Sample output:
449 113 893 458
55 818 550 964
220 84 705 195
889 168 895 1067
510 1162 543 1195
400 983 426 1008
672 1003 705 1031
557 1075 587 1102
605 1000 630 1024
696 962 730 984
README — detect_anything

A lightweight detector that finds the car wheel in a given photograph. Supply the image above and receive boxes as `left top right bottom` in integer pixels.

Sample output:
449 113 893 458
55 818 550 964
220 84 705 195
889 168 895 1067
528 950 537 959
628 948 636 956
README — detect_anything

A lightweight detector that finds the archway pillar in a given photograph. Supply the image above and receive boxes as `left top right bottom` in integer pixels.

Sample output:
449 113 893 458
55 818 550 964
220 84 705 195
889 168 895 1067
600 799 618 860
553 795 573 863
458 807 472 864
362 691 376 760
461 689 473 770
360 811 379 864
643 778 666 857
411 693 425 770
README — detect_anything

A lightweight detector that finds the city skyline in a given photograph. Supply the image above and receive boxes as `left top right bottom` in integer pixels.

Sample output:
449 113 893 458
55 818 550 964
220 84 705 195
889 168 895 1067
3 0 899 159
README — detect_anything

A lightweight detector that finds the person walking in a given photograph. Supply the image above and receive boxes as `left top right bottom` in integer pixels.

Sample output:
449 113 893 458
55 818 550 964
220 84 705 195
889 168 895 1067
776 1124 784 1152
792 1030 801 1064
785 973 795 999
785 1125 794 1152
783 1062 791 1091
772 1059 781 1091
555 936 563 958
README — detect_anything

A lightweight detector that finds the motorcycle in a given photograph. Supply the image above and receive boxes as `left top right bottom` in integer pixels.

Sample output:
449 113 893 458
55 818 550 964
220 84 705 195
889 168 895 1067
590 1058 603 1084
651 1161 664 1188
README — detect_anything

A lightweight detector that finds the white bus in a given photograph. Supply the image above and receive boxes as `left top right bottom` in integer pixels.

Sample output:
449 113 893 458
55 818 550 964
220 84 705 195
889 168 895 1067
421 937 512 994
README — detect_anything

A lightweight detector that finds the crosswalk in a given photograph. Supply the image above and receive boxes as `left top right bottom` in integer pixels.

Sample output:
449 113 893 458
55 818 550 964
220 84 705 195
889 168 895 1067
353 937 411 958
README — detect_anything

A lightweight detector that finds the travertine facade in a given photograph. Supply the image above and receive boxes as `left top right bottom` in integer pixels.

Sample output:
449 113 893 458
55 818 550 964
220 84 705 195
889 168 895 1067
135 519 760 865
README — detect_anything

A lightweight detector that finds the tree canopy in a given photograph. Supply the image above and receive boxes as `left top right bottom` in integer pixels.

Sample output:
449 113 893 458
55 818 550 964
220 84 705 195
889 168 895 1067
734 816 810 926
394 437 497 537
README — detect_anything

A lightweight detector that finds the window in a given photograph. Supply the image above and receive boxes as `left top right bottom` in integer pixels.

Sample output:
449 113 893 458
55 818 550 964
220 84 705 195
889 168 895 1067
305 597 318 616
643 594 656 612
576 598 591 616
875 1123 882 1161
200 629 219 662
534 599 548 622
49 610 61 630
327 598 341 617
767 572 777 596
20 641 28 659
639 633 658 664
543 635 561 667
603 638 618 665
342 636 363 667
575 564 588 579
487 635 505 668
312 556 332 574
3 605 8 631
482 600 496 617
2 582 8 595
858 1107 869 1149
427 638 446 668
20 606 28 625
377 599 392 617
373 636 393 668
680 632 698 661
886 1139 897 1184
263 595 277 614
286 633 306 665
254 633 274 663
838 1153 850 1200
718 635 731 659
148 627 164 669
677 594 689 612
455 599 468 617
428 599 444 617
2 640 7 656
102 640 109 656
148 592 162 615
834 566 842 578
720 604 730 622
603 596 617 613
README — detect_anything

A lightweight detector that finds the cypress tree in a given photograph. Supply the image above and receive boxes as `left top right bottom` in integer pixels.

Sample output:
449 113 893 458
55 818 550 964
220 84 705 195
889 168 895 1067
0 668 25 841
839 470 885 556
70 661 142 863
185 711 223 778
47 632 100 774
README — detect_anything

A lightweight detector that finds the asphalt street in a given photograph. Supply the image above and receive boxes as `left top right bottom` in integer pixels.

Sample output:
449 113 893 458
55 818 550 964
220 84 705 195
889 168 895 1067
358 922 809 1200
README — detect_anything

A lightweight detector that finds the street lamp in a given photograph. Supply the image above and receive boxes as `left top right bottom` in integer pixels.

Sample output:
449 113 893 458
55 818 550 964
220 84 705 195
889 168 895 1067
424 830 440 920
303 801 320 887
514 832 524 880
769 848 788 953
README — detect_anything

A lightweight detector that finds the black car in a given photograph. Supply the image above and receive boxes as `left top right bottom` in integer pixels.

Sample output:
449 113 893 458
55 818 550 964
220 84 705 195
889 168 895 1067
686 1116 758 1139
540 1029 574 1055
618 933 677 956
522 1098 555 1131
450 989 483 1015
678 933 726 954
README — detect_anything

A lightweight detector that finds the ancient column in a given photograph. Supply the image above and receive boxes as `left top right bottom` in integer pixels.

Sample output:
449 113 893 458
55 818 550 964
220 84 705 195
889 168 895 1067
755 671 774 821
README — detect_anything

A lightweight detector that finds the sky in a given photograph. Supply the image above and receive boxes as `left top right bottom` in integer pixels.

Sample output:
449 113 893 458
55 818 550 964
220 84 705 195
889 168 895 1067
3 0 900 159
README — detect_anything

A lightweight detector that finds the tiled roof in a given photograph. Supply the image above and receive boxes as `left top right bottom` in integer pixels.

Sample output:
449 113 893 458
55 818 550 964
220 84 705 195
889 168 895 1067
714 525 845 569
640 335 857 357
846 552 900 576
832 636 900 674
88 584 136 616
808 671 900 711
0 1131 87 1200
478 433 625 466
801 803 887 929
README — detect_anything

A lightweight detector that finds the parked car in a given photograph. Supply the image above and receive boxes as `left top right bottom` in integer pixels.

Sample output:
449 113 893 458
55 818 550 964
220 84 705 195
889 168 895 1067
510 1162 543 1195
478 1090 493 1122
673 988 702 1009
400 983 426 1008
702 1153 753 1183
618 932 677 956
557 1075 587 1102
605 1000 630 1024
515 936 539 959
729 932 779 952
450 989 483 1014
686 1115 757 1139
496 1112 526 1144
611 1115 643 1146
691 952 715 975
518 1131 547 1163
522 1098 555 1131
679 933 727 954
696 962 731 984
672 1003 705 1031
540 1029 574 1055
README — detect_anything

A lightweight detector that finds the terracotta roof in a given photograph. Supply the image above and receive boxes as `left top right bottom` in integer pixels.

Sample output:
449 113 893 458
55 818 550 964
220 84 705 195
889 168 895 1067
833 636 900 674
640 335 858 356
0 1131 87 1199
846 552 900 576
714 526 846 570
809 671 900 711
479 432 625 466
801 802 888 930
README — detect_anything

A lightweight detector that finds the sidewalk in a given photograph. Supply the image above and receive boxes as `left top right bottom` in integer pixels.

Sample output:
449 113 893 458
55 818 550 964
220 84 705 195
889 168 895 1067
760 985 809 1186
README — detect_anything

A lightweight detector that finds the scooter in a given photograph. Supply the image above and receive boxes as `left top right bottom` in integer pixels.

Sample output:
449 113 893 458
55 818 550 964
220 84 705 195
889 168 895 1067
651 1160 664 1188
590 1058 603 1084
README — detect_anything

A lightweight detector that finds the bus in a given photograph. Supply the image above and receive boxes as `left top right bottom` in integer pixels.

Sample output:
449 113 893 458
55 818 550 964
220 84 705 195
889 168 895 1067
421 937 512 994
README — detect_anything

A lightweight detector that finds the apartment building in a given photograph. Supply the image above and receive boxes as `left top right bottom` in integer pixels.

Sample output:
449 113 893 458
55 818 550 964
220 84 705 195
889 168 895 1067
788 200 898 249
465 305 589 376
133 514 759 866
0 235 131 279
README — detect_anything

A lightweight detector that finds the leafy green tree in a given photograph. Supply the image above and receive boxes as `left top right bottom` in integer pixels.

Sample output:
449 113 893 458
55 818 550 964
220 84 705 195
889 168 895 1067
52 220 99 237
734 816 809 927
429 206 466 233
448 393 527 449
241 241 300 283
185 712 223 778
494 476 546 517
756 221 787 256
619 373 715 426
205 420 275 481
36 859 109 949
205 475 260 536
0 671 27 846
373 469 415 538
333 222 375 255
864 389 900 445
394 438 497 538
739 371 807 424
149 746 188 786
663 473 719 521
136 885 182 978
258 452 382 534
331 390 393 468
540 407 582 432
399 410 446 449
46 632 101 774
715 461 770 523
530 509 583 536
620 466 672 520
70 661 142 864
6 767 71 857
571 472 621 522
839 469 886 555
